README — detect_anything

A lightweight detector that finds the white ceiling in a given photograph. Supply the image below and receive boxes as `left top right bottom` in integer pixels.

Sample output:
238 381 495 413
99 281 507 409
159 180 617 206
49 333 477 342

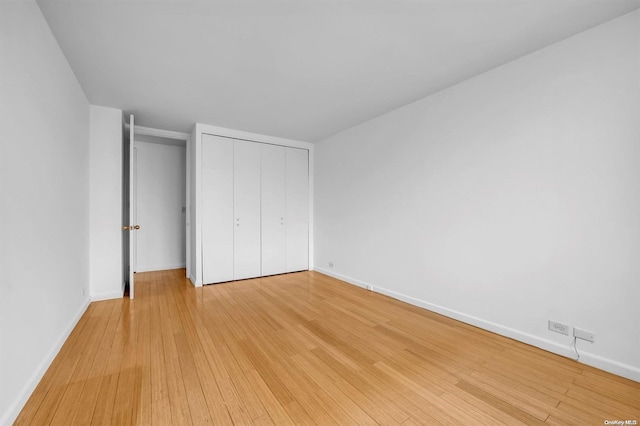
38 0 640 142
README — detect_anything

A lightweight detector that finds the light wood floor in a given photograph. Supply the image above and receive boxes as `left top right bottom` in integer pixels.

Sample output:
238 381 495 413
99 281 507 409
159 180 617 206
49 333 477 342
16 270 640 425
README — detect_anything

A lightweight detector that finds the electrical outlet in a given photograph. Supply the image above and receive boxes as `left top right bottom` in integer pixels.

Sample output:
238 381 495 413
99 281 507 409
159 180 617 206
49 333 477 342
574 328 595 343
328 261 334 268
548 320 570 336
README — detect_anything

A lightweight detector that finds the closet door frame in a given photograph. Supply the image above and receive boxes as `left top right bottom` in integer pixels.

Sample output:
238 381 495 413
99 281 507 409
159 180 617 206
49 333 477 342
191 123 313 288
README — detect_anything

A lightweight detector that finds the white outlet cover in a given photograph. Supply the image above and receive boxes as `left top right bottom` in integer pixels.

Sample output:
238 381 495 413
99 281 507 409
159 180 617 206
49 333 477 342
574 328 595 343
548 320 570 336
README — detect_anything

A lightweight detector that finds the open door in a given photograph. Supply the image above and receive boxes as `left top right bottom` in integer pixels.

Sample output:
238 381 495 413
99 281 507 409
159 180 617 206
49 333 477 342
123 114 137 299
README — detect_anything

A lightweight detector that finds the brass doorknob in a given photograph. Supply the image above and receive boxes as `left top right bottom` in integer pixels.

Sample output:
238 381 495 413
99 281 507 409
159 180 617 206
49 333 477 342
123 225 130 230
134 225 140 230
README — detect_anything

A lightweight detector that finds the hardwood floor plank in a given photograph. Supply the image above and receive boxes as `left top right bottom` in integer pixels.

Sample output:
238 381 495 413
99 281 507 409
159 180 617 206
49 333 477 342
133 280 152 426
441 387 529 426
173 332 213 425
269 359 339 426
148 279 173 425
112 307 141 424
90 300 131 425
564 384 640 419
14 269 640 425
71 301 124 425
306 348 409 425
454 371 552 421
455 380 547 426
315 347 443 425
252 414 276 425
173 292 235 424
157 274 193 425
282 401 317 425
243 368 295 425
90 373 119 426
440 391 523 425
478 358 570 396
216 343 267 422
373 360 469 424
573 371 640 407
290 353 378 425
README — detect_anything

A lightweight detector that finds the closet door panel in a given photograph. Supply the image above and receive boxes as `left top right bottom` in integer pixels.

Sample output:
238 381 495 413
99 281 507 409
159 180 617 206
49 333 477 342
285 148 309 272
202 134 234 284
261 144 286 276
233 140 262 280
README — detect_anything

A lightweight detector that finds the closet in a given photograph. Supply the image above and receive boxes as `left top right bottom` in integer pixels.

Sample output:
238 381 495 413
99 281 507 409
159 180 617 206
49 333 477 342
201 134 309 284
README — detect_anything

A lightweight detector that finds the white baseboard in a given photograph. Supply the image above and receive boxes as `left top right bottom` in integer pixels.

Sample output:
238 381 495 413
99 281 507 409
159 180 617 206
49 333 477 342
313 267 640 383
1 298 91 426
577 350 640 382
313 267 370 289
91 290 123 301
189 274 202 287
135 263 186 273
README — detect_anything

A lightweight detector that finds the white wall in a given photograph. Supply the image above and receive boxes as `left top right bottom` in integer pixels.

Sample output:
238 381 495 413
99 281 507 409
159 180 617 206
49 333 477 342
0 2 91 424
134 140 186 272
89 105 123 300
315 10 640 381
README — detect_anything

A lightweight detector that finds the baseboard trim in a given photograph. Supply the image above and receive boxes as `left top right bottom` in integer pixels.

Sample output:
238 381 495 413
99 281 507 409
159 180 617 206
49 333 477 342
374 285 580 359
313 267 640 383
188 274 202 287
577 350 640 382
135 263 186 273
91 290 123 301
1 298 91 426
313 267 370 289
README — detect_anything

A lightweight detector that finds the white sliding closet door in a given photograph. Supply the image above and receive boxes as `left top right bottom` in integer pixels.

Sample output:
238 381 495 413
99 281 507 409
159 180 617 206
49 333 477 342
202 135 234 283
234 140 262 280
261 144 286 276
285 147 309 272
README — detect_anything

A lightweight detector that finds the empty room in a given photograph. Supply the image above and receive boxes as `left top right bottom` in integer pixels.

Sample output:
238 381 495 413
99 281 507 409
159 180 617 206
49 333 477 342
1 0 639 424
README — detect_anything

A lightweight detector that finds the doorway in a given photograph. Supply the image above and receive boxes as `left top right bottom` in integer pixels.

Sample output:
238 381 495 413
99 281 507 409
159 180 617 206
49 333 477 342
133 134 187 273
123 123 190 299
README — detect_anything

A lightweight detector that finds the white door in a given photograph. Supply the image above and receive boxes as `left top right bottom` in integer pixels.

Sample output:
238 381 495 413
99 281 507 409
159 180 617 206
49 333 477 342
202 134 234 284
233 140 261 280
128 114 136 298
261 144 286 276
285 147 309 272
